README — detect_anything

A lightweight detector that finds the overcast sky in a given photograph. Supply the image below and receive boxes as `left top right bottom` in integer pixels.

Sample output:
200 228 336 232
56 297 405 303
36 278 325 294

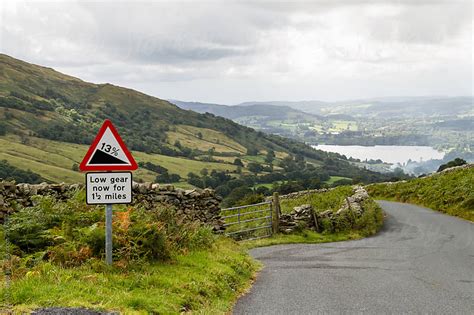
1 0 472 104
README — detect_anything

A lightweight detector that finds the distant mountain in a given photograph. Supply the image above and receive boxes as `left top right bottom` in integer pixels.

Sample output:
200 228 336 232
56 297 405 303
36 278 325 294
238 100 330 115
170 100 323 121
238 97 474 118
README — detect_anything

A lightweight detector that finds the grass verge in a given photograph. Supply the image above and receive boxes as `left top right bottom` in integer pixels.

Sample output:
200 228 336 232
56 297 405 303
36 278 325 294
366 165 474 222
241 230 362 249
1 238 260 314
243 198 384 249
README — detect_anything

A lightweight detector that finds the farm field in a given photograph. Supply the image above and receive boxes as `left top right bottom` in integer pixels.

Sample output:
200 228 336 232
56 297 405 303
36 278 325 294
0 135 239 183
166 125 246 154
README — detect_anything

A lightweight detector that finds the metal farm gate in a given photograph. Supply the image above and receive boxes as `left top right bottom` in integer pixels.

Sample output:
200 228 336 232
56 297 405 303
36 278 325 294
221 199 278 241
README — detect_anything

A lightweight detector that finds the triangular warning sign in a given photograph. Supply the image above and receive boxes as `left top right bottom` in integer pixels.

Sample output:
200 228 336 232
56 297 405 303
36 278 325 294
79 120 138 171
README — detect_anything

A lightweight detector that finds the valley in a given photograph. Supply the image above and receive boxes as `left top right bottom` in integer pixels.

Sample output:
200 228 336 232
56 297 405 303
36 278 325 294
172 97 473 175
0 54 403 207
1 2 473 314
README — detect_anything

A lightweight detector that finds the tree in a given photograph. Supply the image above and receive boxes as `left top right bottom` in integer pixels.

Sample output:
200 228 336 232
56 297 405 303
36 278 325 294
246 147 258 156
187 172 199 179
0 160 43 184
222 186 252 207
227 178 245 190
248 162 263 175
0 122 6 136
255 186 270 196
265 150 275 164
187 177 204 188
236 193 264 206
233 158 244 167
215 185 231 198
274 181 305 195
156 173 181 183
196 132 203 139
437 158 467 172
200 168 209 176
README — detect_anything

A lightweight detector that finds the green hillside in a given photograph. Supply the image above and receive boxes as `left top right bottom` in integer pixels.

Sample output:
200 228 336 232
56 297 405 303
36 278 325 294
0 53 324 158
0 54 402 203
367 165 474 221
0 135 238 185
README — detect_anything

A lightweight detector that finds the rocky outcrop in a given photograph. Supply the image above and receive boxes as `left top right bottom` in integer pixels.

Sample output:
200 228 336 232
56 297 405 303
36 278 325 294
0 180 224 231
279 186 370 234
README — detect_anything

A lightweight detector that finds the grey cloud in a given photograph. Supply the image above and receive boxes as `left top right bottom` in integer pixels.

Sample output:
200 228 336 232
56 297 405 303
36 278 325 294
0 0 471 103
369 2 472 44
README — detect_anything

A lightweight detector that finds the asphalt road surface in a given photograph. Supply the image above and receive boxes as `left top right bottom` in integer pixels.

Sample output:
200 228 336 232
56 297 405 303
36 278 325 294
233 201 474 314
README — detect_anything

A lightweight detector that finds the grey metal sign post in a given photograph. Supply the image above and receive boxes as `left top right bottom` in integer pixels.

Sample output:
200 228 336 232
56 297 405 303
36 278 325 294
105 204 113 265
79 120 138 266
85 172 133 265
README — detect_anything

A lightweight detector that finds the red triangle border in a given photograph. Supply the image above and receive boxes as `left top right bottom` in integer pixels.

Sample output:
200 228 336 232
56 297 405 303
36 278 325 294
79 119 138 171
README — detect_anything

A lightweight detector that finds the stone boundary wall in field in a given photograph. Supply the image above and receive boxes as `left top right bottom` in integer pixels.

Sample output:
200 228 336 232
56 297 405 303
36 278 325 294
0 181 225 231
266 188 333 201
278 186 370 233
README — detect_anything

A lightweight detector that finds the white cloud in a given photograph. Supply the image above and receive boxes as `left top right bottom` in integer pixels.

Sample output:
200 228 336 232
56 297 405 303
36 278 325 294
0 0 472 103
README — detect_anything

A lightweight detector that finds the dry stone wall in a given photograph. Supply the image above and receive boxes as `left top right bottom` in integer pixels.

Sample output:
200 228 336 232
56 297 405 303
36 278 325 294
272 188 332 201
278 186 370 233
0 180 225 231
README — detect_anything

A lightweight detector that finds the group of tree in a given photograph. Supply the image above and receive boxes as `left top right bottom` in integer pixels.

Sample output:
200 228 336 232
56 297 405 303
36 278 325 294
0 160 43 184
437 158 467 172
137 161 181 183
179 154 406 207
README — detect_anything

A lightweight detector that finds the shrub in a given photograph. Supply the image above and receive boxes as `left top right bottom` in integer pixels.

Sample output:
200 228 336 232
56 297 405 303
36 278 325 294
353 199 384 236
437 158 466 172
4 191 216 267
0 160 43 184
236 193 265 206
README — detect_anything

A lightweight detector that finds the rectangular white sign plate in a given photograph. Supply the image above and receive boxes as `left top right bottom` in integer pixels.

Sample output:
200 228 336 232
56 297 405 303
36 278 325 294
86 172 132 205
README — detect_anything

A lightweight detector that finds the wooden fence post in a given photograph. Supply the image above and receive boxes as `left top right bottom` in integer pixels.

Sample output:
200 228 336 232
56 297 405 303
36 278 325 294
311 211 320 232
272 192 281 234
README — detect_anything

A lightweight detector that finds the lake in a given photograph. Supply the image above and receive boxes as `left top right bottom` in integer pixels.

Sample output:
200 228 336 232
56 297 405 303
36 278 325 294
312 145 445 164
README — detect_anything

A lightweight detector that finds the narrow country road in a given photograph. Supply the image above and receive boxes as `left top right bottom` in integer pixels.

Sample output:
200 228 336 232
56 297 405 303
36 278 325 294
233 201 474 314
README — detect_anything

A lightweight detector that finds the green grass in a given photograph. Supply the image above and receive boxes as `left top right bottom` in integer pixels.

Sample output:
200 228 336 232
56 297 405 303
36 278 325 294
242 155 267 164
330 120 357 132
0 238 260 314
367 165 474 222
167 125 246 154
1 187 384 314
241 230 363 249
253 181 283 189
241 198 384 249
280 186 353 214
222 186 383 241
325 176 351 185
